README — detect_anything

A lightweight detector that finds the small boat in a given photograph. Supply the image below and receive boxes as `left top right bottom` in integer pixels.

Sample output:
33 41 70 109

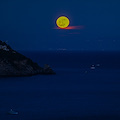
8 109 18 115
90 65 95 70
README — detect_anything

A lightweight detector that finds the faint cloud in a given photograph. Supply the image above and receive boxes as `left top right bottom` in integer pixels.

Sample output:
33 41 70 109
66 26 84 30
53 25 84 30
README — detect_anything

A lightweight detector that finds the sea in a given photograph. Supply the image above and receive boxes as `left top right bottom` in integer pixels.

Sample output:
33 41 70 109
0 51 120 120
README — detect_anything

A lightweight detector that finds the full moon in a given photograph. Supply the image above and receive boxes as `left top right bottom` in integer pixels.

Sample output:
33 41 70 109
56 16 70 29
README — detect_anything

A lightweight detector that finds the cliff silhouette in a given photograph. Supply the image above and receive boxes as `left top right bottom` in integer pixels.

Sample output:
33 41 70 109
0 40 55 77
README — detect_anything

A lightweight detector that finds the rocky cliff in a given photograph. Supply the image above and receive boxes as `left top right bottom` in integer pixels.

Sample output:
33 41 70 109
0 40 55 77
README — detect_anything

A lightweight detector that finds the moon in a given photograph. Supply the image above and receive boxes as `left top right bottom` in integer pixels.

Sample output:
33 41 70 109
56 16 70 29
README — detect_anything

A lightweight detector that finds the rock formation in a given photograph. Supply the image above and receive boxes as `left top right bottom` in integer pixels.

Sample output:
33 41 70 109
0 40 55 77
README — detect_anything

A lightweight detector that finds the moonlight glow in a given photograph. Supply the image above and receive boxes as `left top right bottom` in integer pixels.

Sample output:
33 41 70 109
56 16 70 29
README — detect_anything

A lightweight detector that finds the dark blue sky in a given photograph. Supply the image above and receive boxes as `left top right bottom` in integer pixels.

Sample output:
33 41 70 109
0 0 120 51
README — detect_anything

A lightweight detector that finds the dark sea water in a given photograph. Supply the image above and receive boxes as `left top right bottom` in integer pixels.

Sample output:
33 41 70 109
0 51 120 120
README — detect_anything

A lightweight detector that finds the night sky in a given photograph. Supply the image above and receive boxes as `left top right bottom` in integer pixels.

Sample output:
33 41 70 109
0 0 120 51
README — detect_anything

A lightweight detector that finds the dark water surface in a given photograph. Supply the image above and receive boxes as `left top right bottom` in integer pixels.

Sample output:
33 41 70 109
0 51 120 120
